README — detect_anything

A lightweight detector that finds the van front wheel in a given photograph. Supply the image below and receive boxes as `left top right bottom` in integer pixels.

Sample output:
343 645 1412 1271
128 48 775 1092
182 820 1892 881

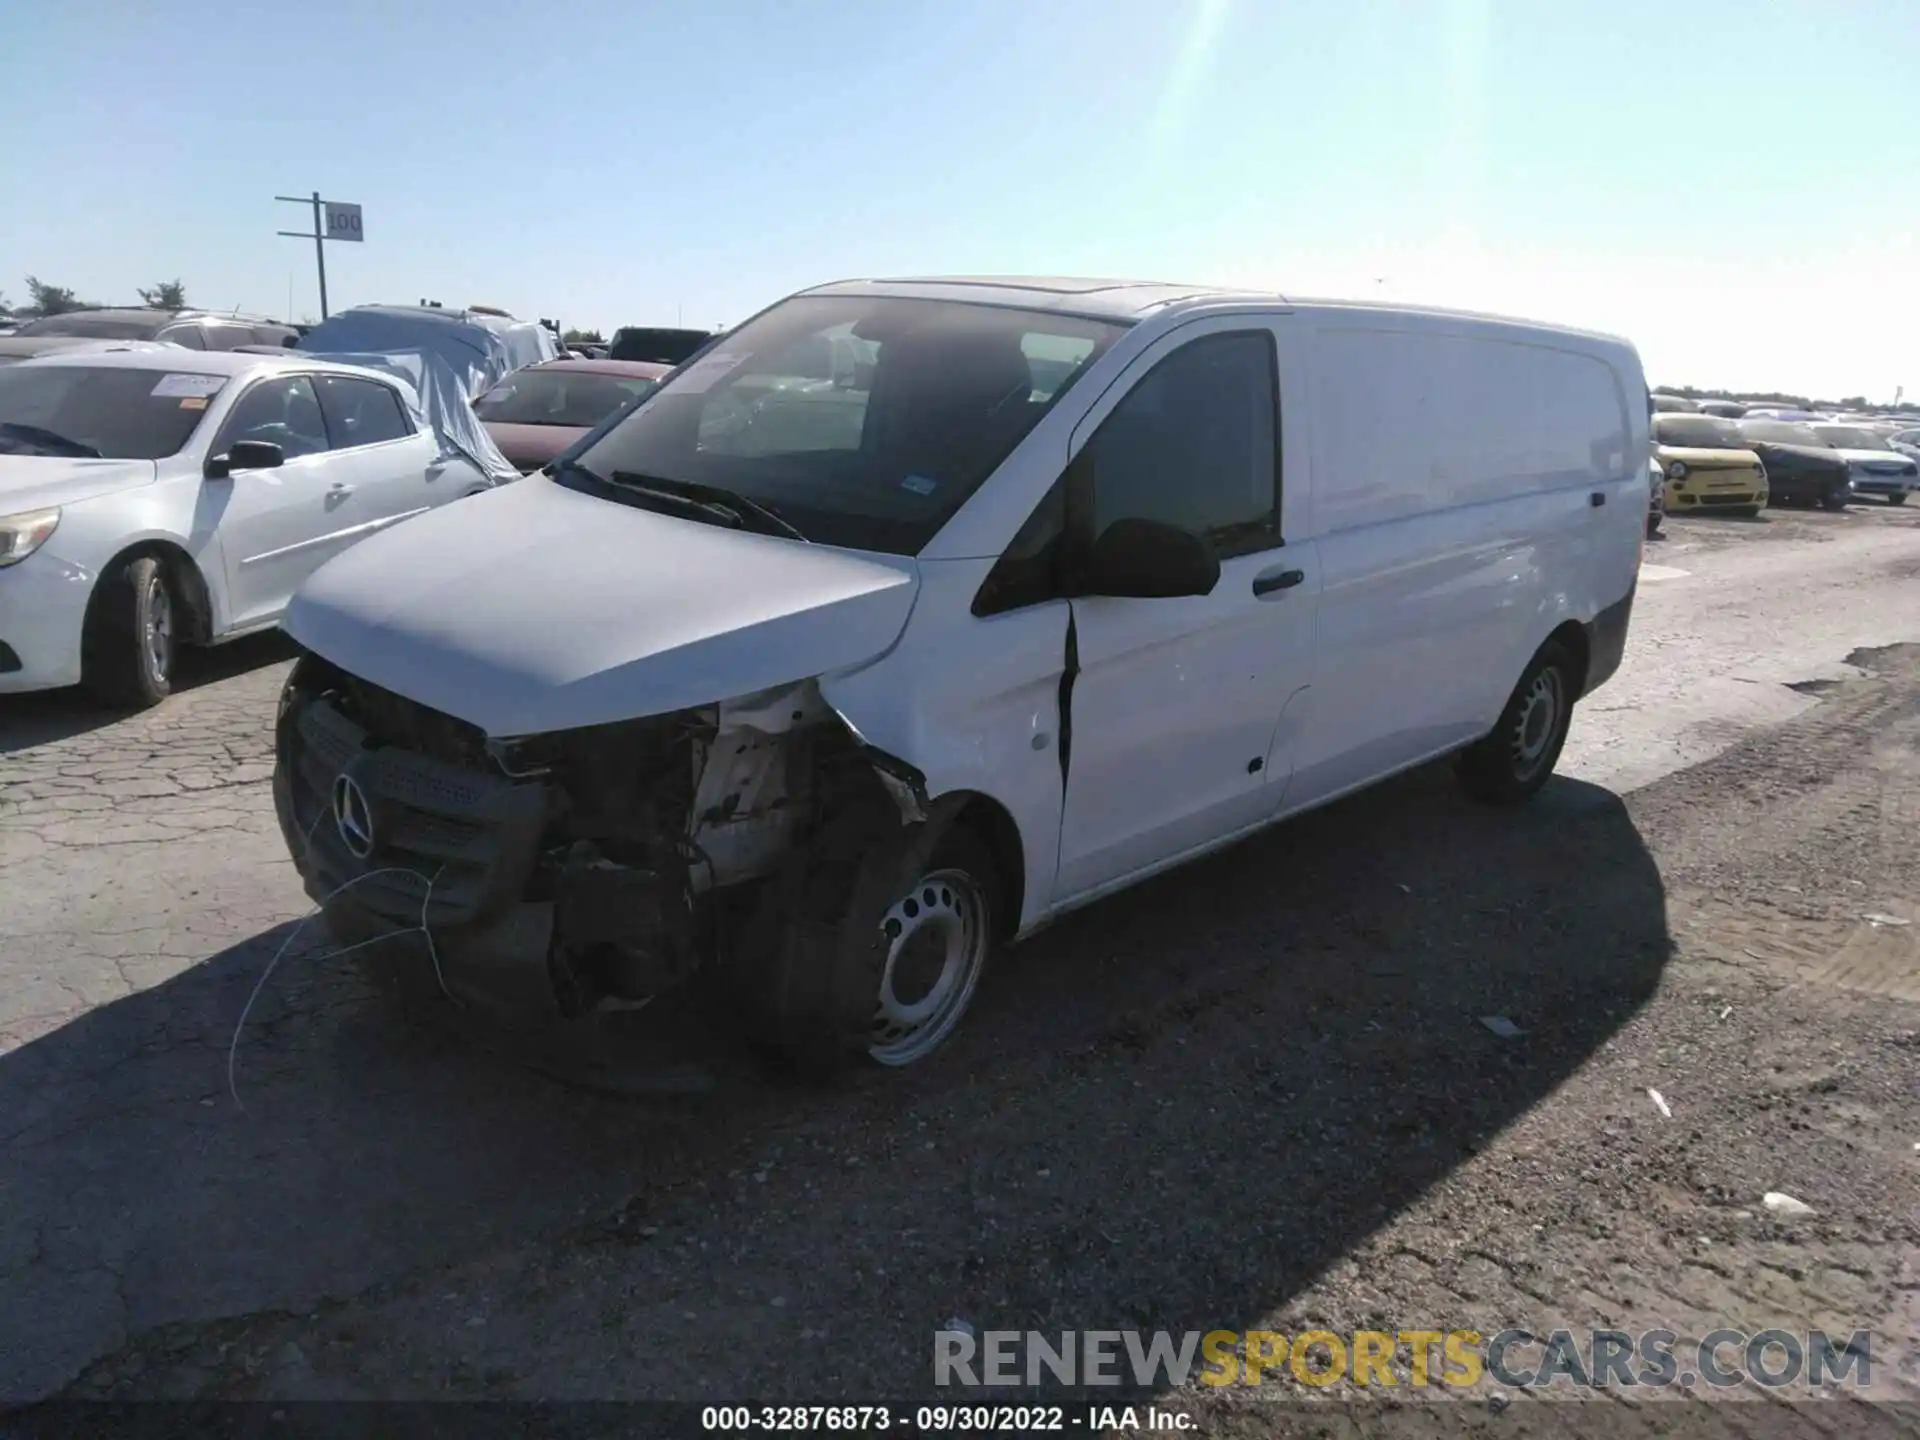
1456 641 1577 805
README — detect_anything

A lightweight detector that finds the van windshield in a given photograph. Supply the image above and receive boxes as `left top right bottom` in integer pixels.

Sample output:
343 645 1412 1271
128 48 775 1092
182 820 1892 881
570 295 1127 555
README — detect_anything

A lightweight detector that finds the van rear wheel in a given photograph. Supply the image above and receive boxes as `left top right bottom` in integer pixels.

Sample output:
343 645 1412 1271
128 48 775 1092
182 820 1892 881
1456 641 1577 805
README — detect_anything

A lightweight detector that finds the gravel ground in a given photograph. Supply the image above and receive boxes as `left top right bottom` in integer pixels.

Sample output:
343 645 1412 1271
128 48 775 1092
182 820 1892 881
42 645 1920 1436
4 503 1918 1435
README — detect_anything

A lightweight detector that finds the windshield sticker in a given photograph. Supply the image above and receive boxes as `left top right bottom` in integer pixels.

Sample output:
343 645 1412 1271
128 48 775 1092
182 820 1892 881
150 373 228 399
177 396 210 411
670 351 747 394
900 474 938 496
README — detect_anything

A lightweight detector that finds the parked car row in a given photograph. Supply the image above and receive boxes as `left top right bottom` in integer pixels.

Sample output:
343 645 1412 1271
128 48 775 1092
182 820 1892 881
0 286 731 707
0 307 300 364
35 272 1917 1071
1644 395 1918 528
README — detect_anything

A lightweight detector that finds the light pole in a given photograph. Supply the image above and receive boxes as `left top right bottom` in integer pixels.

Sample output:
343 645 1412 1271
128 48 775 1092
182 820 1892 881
275 192 363 321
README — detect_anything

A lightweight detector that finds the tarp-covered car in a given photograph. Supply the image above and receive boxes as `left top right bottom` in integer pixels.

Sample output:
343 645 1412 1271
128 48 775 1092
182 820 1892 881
296 305 559 400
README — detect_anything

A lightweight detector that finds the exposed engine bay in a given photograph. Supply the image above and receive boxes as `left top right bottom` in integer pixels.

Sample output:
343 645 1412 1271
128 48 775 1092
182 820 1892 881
272 651 934 1039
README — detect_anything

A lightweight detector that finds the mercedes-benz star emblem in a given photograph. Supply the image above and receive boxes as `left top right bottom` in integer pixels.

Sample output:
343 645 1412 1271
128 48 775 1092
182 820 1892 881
331 774 376 860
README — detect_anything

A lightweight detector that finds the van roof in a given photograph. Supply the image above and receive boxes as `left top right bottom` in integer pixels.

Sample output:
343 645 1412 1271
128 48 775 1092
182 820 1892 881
800 275 1634 346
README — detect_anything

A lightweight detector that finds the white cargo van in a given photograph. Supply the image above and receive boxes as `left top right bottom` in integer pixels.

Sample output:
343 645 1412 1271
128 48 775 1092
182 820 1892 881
273 277 1647 1072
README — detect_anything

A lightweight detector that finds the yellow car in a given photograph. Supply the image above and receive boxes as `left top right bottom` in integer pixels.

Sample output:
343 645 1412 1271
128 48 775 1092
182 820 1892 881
1652 414 1769 517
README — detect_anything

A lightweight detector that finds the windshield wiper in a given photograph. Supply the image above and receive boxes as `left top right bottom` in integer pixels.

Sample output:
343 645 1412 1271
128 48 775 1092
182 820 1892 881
608 471 808 543
0 422 101 458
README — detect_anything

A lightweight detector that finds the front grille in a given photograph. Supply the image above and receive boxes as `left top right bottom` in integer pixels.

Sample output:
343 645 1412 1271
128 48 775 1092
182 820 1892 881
336 674 490 769
1696 493 1756 507
282 692 547 928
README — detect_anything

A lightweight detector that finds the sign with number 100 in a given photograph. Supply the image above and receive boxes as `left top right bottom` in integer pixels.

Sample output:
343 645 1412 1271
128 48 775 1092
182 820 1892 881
323 201 364 242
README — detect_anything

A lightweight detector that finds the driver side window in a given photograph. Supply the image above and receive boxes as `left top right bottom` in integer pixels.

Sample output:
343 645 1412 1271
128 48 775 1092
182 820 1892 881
1082 331 1281 557
218 376 330 460
971 330 1283 617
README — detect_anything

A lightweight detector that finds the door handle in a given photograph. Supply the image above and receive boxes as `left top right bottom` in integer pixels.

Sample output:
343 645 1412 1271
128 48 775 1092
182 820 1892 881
1590 491 1607 507
1252 568 1306 597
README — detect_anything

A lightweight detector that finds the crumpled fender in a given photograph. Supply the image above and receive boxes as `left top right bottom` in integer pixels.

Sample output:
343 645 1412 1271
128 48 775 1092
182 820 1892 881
818 560 1068 934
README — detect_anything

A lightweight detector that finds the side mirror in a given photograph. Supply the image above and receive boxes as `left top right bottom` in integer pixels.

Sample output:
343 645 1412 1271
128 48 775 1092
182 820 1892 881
1079 517 1220 599
206 439 285 479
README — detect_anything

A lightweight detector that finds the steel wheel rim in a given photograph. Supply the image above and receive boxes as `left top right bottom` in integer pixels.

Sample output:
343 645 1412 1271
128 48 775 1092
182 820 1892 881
869 866 988 1067
145 577 173 680
1511 667 1563 776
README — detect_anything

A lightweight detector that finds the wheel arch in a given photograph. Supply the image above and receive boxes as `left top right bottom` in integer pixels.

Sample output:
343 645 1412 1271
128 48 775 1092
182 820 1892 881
84 538 217 645
1545 616 1591 693
940 790 1027 942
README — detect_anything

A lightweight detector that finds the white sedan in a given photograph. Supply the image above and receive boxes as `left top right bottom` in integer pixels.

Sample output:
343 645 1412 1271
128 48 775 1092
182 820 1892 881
1808 422 1920 506
0 349 502 707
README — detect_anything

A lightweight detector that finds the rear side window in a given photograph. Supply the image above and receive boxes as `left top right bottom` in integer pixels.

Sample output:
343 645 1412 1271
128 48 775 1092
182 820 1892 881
203 322 255 351
159 325 207 350
315 375 412 448
1082 331 1280 557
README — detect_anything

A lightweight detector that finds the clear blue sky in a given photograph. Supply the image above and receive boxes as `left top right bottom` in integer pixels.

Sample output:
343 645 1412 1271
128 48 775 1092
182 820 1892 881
5 0 1915 400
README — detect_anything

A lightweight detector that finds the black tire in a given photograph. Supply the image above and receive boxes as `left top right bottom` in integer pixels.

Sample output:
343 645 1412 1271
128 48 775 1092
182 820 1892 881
1889 492 1908 507
733 812 1002 1077
1455 640 1578 806
80 554 176 709
1821 486 1849 512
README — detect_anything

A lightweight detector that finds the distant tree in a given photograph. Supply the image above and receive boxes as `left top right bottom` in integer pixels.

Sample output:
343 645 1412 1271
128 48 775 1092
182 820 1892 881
1837 395 1868 411
563 327 604 344
24 276 82 315
137 279 188 310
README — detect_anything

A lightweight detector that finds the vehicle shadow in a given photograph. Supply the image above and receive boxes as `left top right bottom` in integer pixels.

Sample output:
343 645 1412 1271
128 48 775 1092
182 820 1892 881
882 766 1671 1396
0 757 1671 1404
0 631 296 755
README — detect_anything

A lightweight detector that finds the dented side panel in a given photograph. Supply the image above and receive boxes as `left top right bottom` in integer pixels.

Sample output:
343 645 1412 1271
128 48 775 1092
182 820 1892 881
819 558 1068 936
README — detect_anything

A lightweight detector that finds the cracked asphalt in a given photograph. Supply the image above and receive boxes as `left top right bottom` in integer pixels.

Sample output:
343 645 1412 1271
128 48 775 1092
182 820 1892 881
3 503 1919 1425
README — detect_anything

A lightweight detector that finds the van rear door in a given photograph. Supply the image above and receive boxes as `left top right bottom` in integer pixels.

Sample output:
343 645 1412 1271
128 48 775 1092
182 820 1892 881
1051 319 1319 903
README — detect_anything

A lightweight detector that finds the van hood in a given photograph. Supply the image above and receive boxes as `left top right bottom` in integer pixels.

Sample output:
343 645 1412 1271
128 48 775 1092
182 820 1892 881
0 456 157 513
283 475 920 737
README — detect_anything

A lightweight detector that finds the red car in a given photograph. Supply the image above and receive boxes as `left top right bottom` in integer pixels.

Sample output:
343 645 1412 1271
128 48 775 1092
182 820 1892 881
473 358 668 473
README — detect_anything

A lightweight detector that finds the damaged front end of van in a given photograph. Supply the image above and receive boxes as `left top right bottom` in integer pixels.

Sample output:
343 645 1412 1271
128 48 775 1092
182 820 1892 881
270 481 1000 1071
